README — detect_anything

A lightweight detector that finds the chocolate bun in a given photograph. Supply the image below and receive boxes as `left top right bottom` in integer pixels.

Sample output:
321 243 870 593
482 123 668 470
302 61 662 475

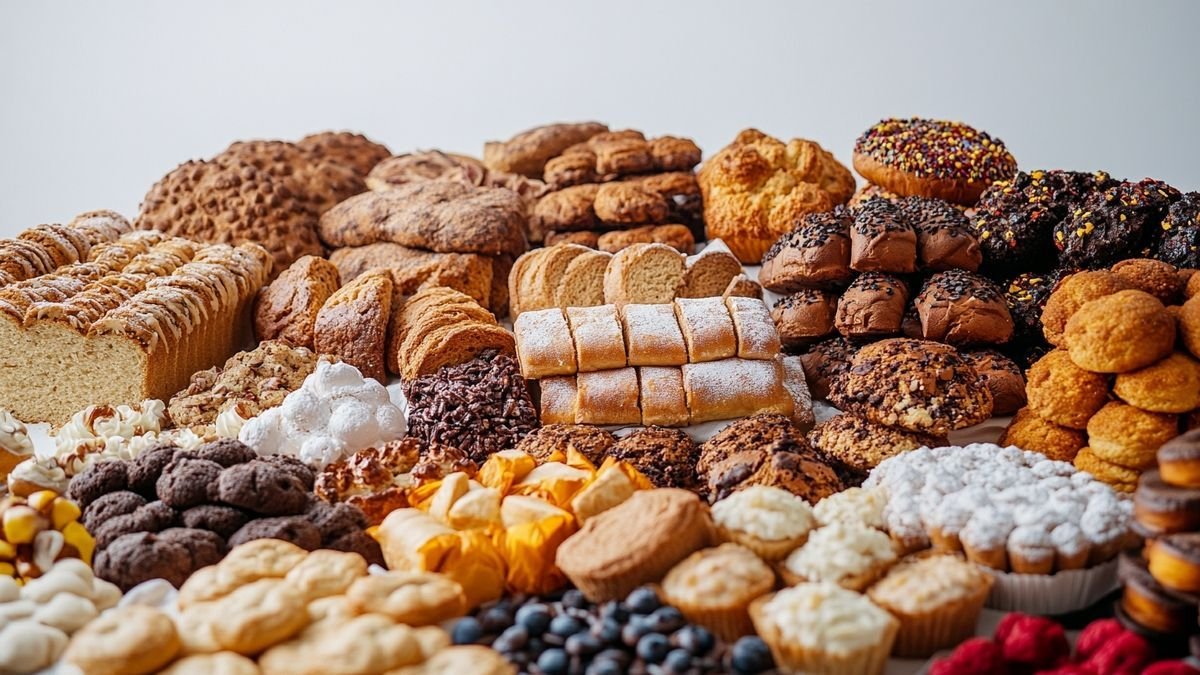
834 273 908 339
772 289 838 349
914 270 1013 345
961 349 1027 415
899 196 981 272
760 208 853 292
849 198 917 274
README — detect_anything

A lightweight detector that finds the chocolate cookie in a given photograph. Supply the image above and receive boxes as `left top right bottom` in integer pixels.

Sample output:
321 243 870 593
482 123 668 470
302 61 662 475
1156 192 1200 267
157 527 227 571
94 531 196 591
93 501 178 550
192 439 258 468
960 349 1027 415
82 491 146 533
705 443 843 505
323 530 386 568
410 444 479 483
127 444 181 497
215 463 310 515
254 454 316 489
798 336 856 400
1054 179 1181 269
759 208 853 292
156 457 224 509
67 460 130 509
181 504 251 539
609 427 700 490
849 198 917 273
808 412 945 476
304 500 369 541
513 424 618 465
1004 270 1060 360
228 516 322 551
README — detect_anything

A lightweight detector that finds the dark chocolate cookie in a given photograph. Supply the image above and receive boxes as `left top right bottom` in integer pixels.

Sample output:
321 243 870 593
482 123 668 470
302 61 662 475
81 491 146 533
126 444 181 497
67 460 129 509
228 516 321 551
156 527 227 570
215 462 309 515
1156 192 1200 267
323 530 385 567
254 454 315 490
304 500 369 542
192 438 257 468
1054 178 1180 269
93 501 178 549
156 457 224 509
181 504 250 539
94 531 195 591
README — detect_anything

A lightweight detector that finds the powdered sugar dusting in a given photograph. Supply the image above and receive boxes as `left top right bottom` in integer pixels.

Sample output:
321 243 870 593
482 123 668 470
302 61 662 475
577 368 639 425
538 376 577 424
674 297 735 361
622 304 686 366
566 305 626 371
725 296 781 359
682 358 789 423
514 307 575 377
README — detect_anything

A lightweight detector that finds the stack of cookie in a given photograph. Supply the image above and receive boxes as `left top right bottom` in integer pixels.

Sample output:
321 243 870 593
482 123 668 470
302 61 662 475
1002 261 1200 492
483 123 706 248
1119 430 1200 654
810 339 994 482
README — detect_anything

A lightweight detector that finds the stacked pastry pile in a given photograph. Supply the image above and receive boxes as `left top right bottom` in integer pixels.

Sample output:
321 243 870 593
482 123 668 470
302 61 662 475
806 338 995 482
1002 260 1200 492
514 296 806 426
509 239 753 316
1120 430 1200 651
0 213 272 424
137 131 389 272
482 124 705 246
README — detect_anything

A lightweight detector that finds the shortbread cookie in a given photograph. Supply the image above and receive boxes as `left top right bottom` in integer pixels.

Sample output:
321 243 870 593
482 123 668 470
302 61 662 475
283 549 368 601
63 606 181 675
160 652 260 675
344 571 467 627
211 579 309 655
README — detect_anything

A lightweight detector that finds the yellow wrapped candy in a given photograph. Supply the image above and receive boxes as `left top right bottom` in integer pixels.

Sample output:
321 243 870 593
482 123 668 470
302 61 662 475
511 463 591 510
496 512 577 595
478 450 537 494
375 508 506 608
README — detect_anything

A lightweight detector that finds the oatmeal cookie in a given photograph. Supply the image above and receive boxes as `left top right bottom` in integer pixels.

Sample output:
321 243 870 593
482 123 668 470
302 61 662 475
1024 349 1110 429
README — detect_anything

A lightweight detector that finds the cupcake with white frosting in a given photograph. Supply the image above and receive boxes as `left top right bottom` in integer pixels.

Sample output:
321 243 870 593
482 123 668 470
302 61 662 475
781 522 897 590
710 486 815 560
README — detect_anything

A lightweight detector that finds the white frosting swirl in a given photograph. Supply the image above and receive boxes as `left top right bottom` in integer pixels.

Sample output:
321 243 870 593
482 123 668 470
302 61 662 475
0 409 33 458
761 583 895 653
785 522 897 585
711 486 815 542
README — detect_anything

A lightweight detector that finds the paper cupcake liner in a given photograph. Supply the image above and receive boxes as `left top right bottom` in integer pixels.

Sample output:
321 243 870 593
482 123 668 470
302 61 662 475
884 583 991 658
750 597 897 675
714 525 804 562
670 598 758 643
983 558 1119 614
774 562 885 592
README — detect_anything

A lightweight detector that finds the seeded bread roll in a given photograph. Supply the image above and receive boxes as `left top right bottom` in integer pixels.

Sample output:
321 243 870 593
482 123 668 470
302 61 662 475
566 305 627 372
772 290 837 348
914 270 1013 345
554 250 610 309
514 308 577 379
834 273 908 339
725 296 782 360
603 243 684 306
682 358 794 424
312 270 393 382
576 368 641 426
759 209 853 293
538 376 578 425
621 303 688 367
638 366 690 427
254 255 341 349
674 297 737 363
678 240 742 299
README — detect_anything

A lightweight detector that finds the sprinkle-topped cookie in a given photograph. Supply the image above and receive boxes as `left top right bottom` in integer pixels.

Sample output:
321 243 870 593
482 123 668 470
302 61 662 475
853 118 1017 205
1054 179 1181 269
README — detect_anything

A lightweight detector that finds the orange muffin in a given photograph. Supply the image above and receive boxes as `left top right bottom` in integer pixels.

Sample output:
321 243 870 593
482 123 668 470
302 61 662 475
999 408 1087 462
1064 290 1176 373
1113 352 1200 413
1024 350 1110 429
1087 402 1179 471
1112 258 1183 304
1040 270 1130 346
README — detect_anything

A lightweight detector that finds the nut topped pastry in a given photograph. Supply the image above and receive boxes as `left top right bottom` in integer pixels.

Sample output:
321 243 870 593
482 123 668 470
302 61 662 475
849 198 917 274
698 414 844 504
607 427 699 490
759 208 853 292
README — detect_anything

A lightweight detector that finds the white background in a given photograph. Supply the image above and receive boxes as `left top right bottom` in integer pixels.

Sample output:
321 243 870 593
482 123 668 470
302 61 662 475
2 0 1198 235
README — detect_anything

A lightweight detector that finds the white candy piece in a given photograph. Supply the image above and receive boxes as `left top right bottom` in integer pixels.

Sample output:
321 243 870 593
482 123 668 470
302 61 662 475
90 579 122 611
0 620 69 674
0 576 20 603
32 592 97 633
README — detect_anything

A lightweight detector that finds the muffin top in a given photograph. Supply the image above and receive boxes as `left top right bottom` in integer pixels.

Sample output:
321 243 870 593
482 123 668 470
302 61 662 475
759 582 896 652
784 522 897 584
813 487 887 529
710 485 816 542
661 543 774 606
868 554 992 614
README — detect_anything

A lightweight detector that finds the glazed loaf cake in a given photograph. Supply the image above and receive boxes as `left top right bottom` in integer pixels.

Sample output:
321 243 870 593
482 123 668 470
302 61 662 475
0 217 270 424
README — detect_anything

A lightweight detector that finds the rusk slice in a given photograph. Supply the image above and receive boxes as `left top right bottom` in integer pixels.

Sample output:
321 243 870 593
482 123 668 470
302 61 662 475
530 243 592 311
674 297 737 363
254 255 341 349
678 239 743 298
603 243 684 306
566 305 627 372
514 308 577 379
403 322 516 381
314 270 394 382
554 250 610 309
576 368 641 426
638 367 689 427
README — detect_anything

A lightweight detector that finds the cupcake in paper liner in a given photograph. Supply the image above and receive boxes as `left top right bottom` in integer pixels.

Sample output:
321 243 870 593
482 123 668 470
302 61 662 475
710 486 816 561
779 522 897 591
750 583 897 675
868 554 993 658
660 543 775 641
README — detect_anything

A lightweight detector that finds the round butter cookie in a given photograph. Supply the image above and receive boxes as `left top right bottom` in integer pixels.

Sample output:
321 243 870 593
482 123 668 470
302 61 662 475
1025 349 1110 430
1041 270 1131 346
63 606 181 675
1113 352 1200 413
1075 448 1140 493
1087 402 1178 471
998 408 1086 462
1064 290 1175 373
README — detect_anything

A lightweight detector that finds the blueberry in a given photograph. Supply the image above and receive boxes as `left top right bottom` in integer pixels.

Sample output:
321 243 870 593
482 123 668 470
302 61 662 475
636 633 670 664
594 648 631 666
621 621 649 647
585 658 624 675
479 606 513 633
663 649 692 672
492 624 529 652
565 632 603 656
730 636 774 674
625 586 660 615
599 600 629 623
672 625 715 655
549 614 587 638
537 648 570 675
450 616 484 645
516 603 552 635
562 588 589 609
647 606 686 633
592 617 622 645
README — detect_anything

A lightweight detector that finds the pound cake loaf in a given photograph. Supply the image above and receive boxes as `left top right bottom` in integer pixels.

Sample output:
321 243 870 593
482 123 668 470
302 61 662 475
0 218 270 424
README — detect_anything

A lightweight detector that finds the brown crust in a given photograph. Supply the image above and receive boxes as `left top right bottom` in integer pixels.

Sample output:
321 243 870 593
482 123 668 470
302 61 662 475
317 182 527 258
1134 470 1200 530
1064 290 1175 373
1041 271 1131 346
960 349 1026 416
313 271 393 382
853 153 992 206
1086 401 1178 471
543 131 701 188
545 231 600 249
1113 352 1200 413
483 122 610 178
219 139 365 213
609 427 700 490
999 408 1086 462
403 322 515 381
254 255 341 348
327 242 495 312
296 131 392 178
598 225 694 255
512 424 616 464
808 413 944 473
1025 350 1110 429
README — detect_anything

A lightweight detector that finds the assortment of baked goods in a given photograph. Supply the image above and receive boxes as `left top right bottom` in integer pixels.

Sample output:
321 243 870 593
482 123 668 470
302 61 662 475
8 116 1200 673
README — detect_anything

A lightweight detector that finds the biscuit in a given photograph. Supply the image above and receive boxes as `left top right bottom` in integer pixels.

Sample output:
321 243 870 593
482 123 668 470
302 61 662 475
159 652 261 675
998 408 1087 462
193 439 259 468
1112 258 1184 304
1064 290 1175 373
593 182 670 224
212 579 310 655
1025 350 1111 429
513 424 617 465
344 571 467 627
283 549 368 601
1074 447 1139 492
483 122 609 178
258 614 424 675
215 463 310 515
63 605 181 675
609 427 699 489
390 645 516 675
67 460 130 509
94 531 194 591
156 457 224 509
82 491 147 533
181 505 251 539
203 538 307 600
1113 352 1200 413
1040 270 1130 346
228 516 322 551
126 444 181 497
1087 402 1178 471
808 413 945 475
960 349 1026 415
1180 295 1200 359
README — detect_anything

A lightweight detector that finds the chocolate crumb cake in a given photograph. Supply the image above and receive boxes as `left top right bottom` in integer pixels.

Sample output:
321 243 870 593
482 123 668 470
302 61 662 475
1054 178 1181 270
798 336 856 399
698 413 843 503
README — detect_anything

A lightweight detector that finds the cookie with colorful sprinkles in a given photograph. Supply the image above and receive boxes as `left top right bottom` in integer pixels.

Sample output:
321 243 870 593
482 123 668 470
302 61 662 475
852 118 1018 206
1054 178 1181 269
